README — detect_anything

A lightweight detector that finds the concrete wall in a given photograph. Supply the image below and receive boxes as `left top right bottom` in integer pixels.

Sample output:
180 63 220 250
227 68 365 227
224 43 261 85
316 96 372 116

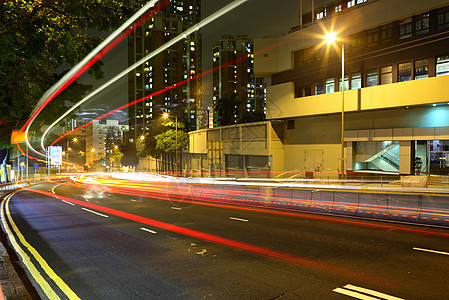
188 121 285 175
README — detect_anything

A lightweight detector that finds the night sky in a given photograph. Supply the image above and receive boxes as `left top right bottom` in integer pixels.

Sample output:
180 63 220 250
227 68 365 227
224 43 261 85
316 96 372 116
69 0 300 124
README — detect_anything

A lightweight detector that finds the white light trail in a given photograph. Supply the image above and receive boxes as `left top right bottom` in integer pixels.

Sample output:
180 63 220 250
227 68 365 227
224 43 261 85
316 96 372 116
23 0 161 157
40 0 248 151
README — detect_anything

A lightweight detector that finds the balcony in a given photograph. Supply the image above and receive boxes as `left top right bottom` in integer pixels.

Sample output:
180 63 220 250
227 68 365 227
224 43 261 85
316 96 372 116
266 75 449 119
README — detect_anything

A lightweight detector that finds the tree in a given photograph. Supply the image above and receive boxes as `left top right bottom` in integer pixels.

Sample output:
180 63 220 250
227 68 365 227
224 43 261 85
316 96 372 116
110 147 123 169
214 94 239 126
119 142 138 168
155 124 189 154
0 0 148 151
138 120 168 159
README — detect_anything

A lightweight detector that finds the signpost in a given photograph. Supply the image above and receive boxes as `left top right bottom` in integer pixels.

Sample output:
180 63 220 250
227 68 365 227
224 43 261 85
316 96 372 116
47 146 63 179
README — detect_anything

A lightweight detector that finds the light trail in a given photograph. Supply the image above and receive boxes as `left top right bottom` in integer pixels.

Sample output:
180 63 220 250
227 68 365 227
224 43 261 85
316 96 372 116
23 187 388 286
41 0 248 151
20 0 166 159
66 175 449 238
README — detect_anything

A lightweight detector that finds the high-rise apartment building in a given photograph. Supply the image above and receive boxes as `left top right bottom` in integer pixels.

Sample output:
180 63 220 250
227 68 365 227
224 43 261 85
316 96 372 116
86 120 129 167
128 0 201 141
212 34 265 127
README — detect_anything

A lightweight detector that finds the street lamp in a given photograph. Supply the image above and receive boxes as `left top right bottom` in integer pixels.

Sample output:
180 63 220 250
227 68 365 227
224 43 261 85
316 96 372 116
66 137 77 173
163 112 178 175
324 31 346 178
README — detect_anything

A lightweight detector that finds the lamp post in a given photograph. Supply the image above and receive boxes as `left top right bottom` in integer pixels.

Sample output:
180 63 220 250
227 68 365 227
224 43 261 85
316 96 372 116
66 137 77 173
163 112 178 175
325 32 346 178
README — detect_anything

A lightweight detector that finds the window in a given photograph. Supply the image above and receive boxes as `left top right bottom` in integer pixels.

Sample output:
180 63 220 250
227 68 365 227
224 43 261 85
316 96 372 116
316 10 324 20
380 66 392 85
347 0 355 8
415 13 429 35
436 55 449 77
437 7 449 30
295 84 311 98
295 50 304 66
326 77 335 93
304 47 315 64
366 28 379 46
338 75 349 91
356 0 367 4
348 33 363 52
335 5 342 12
414 59 428 79
287 120 295 130
380 23 393 43
398 62 412 82
399 18 412 39
366 69 378 87
315 80 324 95
351 72 362 89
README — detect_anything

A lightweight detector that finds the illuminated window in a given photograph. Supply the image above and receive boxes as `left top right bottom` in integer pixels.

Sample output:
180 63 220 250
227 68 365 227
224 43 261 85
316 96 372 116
380 66 392 84
335 5 342 12
436 55 449 77
314 80 324 95
415 13 430 35
399 18 412 39
350 72 362 89
414 59 428 79
338 75 349 91
398 62 412 82
347 0 355 8
366 69 378 87
325 77 335 94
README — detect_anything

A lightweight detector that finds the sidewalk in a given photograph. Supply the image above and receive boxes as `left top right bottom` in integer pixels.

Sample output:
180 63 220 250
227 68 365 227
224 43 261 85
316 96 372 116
0 190 34 299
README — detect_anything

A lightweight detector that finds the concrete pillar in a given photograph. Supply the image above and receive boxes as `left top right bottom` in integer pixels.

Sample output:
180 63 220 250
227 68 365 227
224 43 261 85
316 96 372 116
399 141 413 175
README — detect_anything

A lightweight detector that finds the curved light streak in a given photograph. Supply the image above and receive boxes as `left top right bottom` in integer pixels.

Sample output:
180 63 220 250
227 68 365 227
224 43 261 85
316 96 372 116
23 0 162 158
40 0 248 152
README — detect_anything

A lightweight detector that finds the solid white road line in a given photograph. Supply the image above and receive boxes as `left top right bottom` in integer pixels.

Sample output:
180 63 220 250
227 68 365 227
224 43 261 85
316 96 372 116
61 200 75 206
171 207 182 210
413 247 449 256
81 208 109 218
229 217 248 222
333 287 378 300
340 284 404 300
140 227 157 234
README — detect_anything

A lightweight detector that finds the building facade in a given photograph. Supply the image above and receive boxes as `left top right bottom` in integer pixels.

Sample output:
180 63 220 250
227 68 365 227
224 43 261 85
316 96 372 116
128 0 201 142
254 0 449 177
85 120 129 167
212 34 265 127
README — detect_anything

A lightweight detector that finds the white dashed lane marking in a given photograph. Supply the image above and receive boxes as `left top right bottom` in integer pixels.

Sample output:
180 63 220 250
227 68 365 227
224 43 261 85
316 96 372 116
140 227 157 234
229 217 248 222
413 247 449 256
81 208 109 218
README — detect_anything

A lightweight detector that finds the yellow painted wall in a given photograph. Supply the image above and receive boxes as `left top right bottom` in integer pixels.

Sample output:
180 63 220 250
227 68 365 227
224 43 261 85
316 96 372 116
267 82 359 119
267 76 449 120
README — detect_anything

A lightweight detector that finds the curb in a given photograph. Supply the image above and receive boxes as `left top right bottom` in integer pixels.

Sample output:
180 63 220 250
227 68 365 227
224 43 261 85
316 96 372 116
0 191 35 299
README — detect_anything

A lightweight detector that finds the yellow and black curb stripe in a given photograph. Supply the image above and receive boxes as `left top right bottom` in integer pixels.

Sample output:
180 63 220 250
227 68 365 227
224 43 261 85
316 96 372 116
0 190 80 299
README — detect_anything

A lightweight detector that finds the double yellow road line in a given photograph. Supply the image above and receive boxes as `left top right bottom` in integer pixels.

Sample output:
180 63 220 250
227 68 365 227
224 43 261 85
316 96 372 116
1 190 80 299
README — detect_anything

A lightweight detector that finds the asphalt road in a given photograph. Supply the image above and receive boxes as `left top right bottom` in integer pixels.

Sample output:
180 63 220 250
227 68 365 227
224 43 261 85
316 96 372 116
2 180 449 299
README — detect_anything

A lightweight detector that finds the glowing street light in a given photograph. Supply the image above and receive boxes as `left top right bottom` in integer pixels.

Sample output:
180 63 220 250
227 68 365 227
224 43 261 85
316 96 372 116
323 31 346 177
